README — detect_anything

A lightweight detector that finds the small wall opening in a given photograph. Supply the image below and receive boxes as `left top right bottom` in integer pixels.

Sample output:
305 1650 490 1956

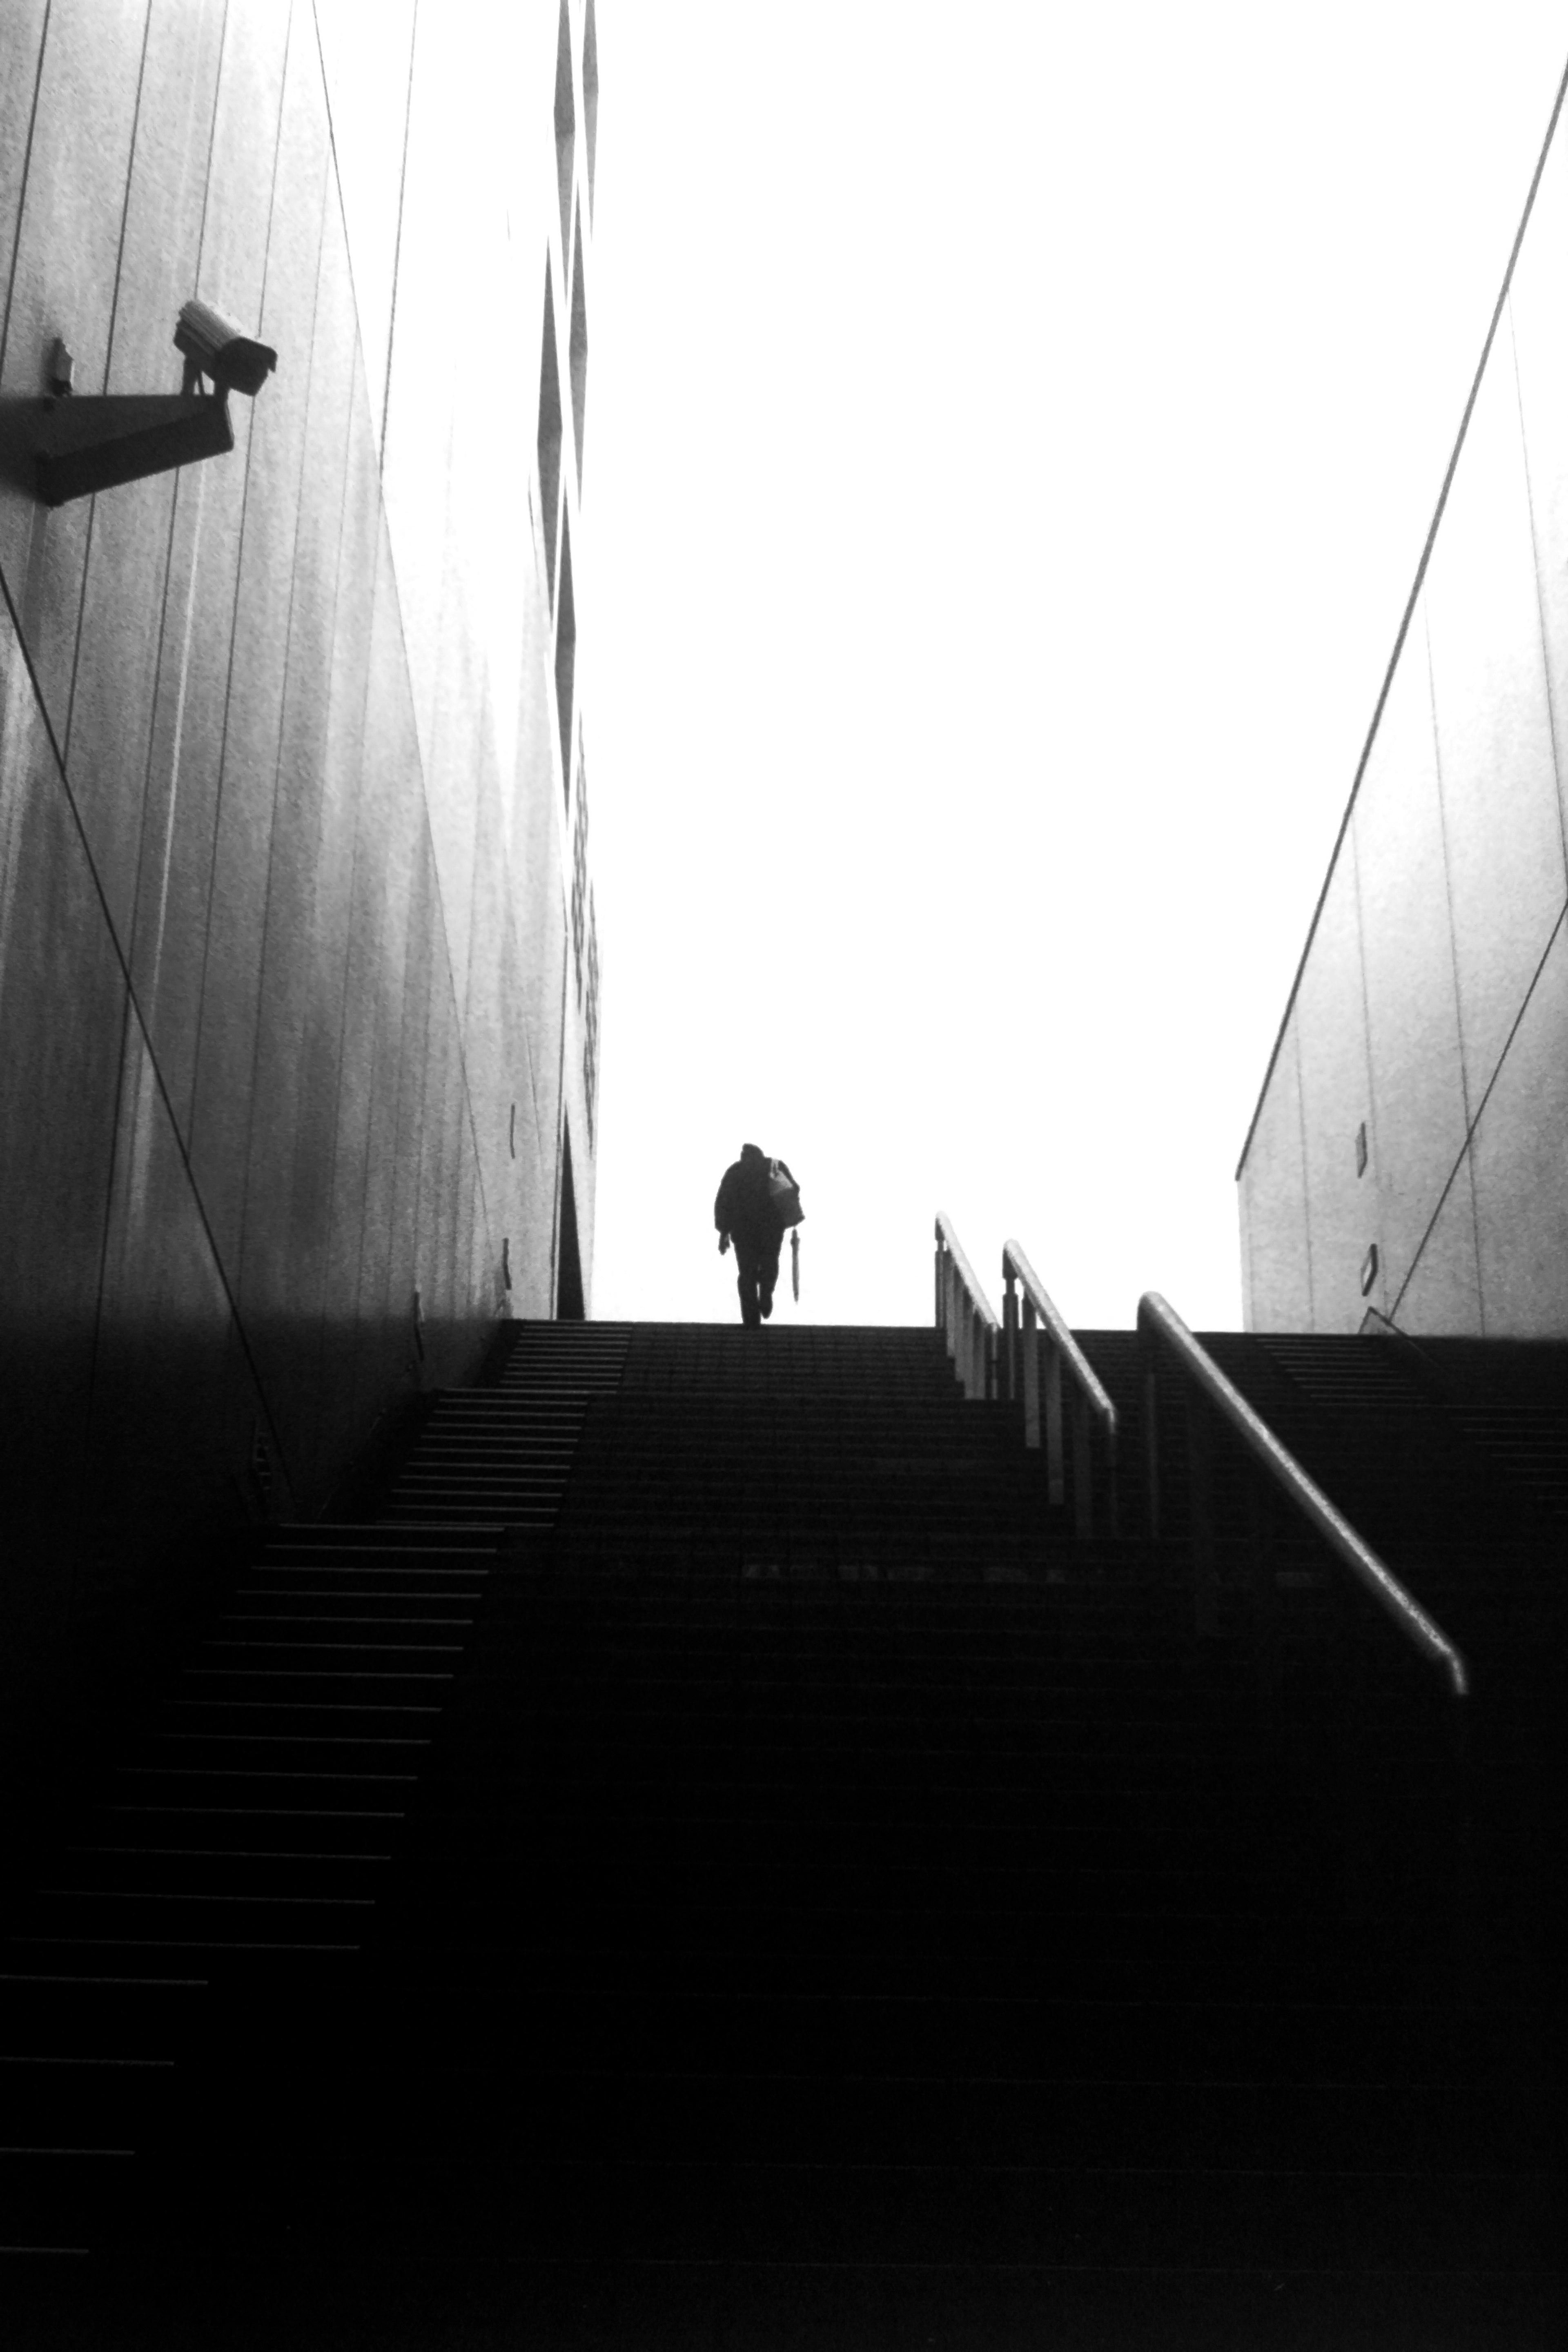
554 510 577 798
553 0 575 263
537 261 563 595
556 1122 585 1320
569 201 588 490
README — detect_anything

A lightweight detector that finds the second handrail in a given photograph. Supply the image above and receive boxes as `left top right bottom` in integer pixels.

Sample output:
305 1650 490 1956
1138 1291 1468 1698
1002 1242 1119 1535
935 1214 999 1401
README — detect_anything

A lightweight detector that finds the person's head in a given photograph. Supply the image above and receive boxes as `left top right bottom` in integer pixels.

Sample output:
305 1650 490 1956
740 1142 765 1165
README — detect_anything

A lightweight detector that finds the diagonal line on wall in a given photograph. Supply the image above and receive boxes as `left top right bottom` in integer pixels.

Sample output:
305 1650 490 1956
0 549 296 1508
1389 898 1568 1323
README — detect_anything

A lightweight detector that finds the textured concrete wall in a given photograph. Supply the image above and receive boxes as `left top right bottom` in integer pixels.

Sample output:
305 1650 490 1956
0 0 599 1794
1239 86 1568 1338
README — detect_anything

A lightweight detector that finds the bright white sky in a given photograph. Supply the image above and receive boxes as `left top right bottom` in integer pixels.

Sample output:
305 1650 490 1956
579 2 1568 1333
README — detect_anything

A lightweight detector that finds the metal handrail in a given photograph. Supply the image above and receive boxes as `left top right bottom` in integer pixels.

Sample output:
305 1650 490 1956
1001 1242 1119 1535
934 1214 999 1401
1138 1292 1469 1699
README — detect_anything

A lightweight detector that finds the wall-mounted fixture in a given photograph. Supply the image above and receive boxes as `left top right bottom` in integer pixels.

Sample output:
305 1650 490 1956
27 299 276 508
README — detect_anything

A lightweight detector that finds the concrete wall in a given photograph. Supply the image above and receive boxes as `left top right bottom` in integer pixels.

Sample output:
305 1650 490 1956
0 0 600 1799
1238 75 1568 1337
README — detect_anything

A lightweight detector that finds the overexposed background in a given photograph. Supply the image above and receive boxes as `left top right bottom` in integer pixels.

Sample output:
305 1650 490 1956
579 3 1568 1330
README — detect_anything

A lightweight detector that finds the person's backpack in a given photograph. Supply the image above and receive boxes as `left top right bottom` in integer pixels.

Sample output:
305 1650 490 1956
768 1159 804 1227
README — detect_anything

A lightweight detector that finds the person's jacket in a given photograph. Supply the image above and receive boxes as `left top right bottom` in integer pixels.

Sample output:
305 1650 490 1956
715 1147 795 1243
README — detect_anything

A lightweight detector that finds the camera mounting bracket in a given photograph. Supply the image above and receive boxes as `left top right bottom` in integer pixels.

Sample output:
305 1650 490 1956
29 385 234 508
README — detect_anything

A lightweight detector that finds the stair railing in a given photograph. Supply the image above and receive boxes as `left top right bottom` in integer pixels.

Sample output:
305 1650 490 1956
1000 1242 1119 1537
1138 1291 1468 1698
934 1215 999 1401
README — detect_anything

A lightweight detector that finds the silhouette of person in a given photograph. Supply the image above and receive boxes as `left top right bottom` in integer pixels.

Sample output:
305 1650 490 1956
715 1143 799 1327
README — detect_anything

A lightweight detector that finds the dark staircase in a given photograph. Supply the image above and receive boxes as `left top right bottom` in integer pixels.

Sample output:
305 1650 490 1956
3 1321 1563 2348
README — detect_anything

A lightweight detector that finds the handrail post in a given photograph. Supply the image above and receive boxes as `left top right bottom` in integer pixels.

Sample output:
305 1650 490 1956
1186 1393 1219 1638
1143 1355 1160 1540
1072 1391 1092 1540
934 1216 1002 1405
1043 1338 1064 1509
1001 1241 1120 1543
1247 1474 1282 1768
1001 1263 1018 1404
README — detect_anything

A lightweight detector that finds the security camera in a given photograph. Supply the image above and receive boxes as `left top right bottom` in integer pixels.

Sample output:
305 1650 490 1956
22 297 279 506
173 298 276 398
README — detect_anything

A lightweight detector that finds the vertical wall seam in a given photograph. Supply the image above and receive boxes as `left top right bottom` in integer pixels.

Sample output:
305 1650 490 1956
305 541 377 1452
129 472 195 980
318 0 521 1330
1508 301 1568 895
60 0 155 770
379 0 420 468
191 0 234 287
1390 898 1568 1325
459 726 499 1283
1288 1023 1315 1330
394 394 501 1307
230 151 331 1312
1421 604 1486 1325
74 0 158 1618
187 0 296 1155
0 0 54 376
341 660 438 1417
548 938 568 1310
1235 46 1568 1183
71 988 137 1637
380 855 431 1378
307 0 408 443
1344 819 1385 1317
127 0 231 996
97 0 155 393
341 916 394 1429
0 543 293 1490
276 207 362 1458
312 460 386 1485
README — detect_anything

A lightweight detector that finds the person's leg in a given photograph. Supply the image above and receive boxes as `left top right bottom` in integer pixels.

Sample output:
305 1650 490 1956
757 1232 783 1320
734 1239 762 1326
